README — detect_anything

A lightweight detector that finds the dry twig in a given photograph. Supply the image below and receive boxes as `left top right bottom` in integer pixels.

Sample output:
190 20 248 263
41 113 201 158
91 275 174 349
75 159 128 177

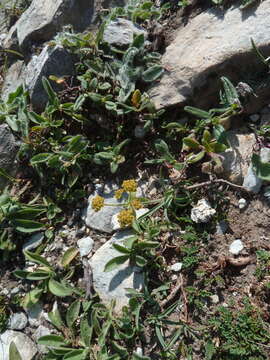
184 178 251 192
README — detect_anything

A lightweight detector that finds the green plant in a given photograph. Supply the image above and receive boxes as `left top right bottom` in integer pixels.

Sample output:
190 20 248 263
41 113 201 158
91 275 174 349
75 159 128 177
14 248 80 308
206 299 270 359
255 250 270 280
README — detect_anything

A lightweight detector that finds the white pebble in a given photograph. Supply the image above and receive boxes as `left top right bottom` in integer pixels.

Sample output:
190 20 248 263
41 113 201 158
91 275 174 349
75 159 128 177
238 198 247 209
229 239 244 255
169 262 183 272
191 199 216 223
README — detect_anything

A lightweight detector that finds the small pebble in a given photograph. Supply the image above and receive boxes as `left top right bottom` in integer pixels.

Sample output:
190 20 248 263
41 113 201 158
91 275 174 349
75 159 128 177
210 294 219 304
216 220 228 235
77 236 94 257
8 312 28 330
249 114 260 122
229 239 244 255
169 262 183 272
238 198 247 209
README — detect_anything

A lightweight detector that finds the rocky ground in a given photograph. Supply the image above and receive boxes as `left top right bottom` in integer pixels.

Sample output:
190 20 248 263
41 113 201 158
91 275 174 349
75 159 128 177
0 0 270 359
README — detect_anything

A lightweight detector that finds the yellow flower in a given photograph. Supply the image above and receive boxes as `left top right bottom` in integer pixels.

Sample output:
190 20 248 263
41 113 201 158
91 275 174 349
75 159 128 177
117 209 134 228
122 179 137 193
91 195 104 212
115 188 124 200
131 198 142 210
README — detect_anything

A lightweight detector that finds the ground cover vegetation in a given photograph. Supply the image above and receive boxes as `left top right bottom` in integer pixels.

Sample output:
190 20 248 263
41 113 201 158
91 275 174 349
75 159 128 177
1 0 270 359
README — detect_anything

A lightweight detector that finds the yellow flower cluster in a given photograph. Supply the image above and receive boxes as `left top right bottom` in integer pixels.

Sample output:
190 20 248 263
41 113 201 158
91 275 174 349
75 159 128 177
117 209 134 228
131 198 142 210
115 188 124 200
122 179 137 193
91 195 104 212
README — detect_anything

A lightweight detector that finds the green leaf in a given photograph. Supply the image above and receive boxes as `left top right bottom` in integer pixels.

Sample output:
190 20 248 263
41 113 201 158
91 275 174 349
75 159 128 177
142 65 164 82
48 303 64 330
12 219 45 233
63 349 87 360
136 241 159 250
220 76 239 105
24 250 52 268
66 300 81 328
135 255 147 267
15 270 51 280
251 37 269 66
21 286 43 308
112 243 131 254
252 153 270 181
110 161 119 174
42 77 58 105
184 106 211 119
80 315 93 347
9 341 22 360
202 129 212 145
61 247 79 267
111 341 128 357
104 255 129 272
186 151 205 164
155 326 167 349
182 137 200 149
132 353 151 360
48 279 74 297
38 335 66 347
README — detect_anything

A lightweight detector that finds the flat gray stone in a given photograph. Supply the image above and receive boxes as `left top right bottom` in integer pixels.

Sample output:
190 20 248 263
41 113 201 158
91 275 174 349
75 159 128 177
243 165 262 193
149 1 270 110
77 236 94 257
103 18 147 46
85 184 126 234
8 312 28 330
33 325 51 354
90 231 144 313
23 232 44 252
221 130 256 184
4 0 94 51
0 124 19 189
0 330 37 360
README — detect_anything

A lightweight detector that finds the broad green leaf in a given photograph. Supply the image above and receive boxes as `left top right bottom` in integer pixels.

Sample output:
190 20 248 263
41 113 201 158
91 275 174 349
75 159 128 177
142 65 164 82
63 349 88 360
38 335 66 347
13 219 45 233
136 241 159 250
104 255 129 272
14 270 51 280
182 137 200 149
184 106 211 118
112 243 131 254
48 279 74 297
9 341 22 360
187 151 205 164
80 315 93 347
21 286 43 308
66 300 81 328
61 247 79 267
24 250 52 268
48 303 64 330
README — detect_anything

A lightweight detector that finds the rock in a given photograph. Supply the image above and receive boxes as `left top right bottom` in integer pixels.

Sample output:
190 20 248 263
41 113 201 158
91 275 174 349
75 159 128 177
260 147 270 163
216 220 228 235
249 114 260 122
134 125 146 139
229 239 244 255
191 199 216 223
103 18 147 47
2 45 76 111
26 302 44 327
149 1 270 110
0 124 19 189
33 325 51 354
238 198 247 210
90 230 144 313
77 236 94 257
169 262 183 272
221 130 256 184
210 294 219 304
111 208 148 231
24 45 75 111
8 312 28 330
23 232 44 252
85 184 126 233
0 330 37 360
243 165 262 193
4 0 94 51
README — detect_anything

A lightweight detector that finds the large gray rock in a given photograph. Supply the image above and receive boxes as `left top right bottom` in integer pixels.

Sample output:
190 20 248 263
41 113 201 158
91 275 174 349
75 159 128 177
90 231 144 313
4 0 94 51
150 1 270 110
2 45 75 111
85 184 126 234
103 18 147 46
0 124 19 189
0 330 37 360
8 312 28 330
221 130 256 184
